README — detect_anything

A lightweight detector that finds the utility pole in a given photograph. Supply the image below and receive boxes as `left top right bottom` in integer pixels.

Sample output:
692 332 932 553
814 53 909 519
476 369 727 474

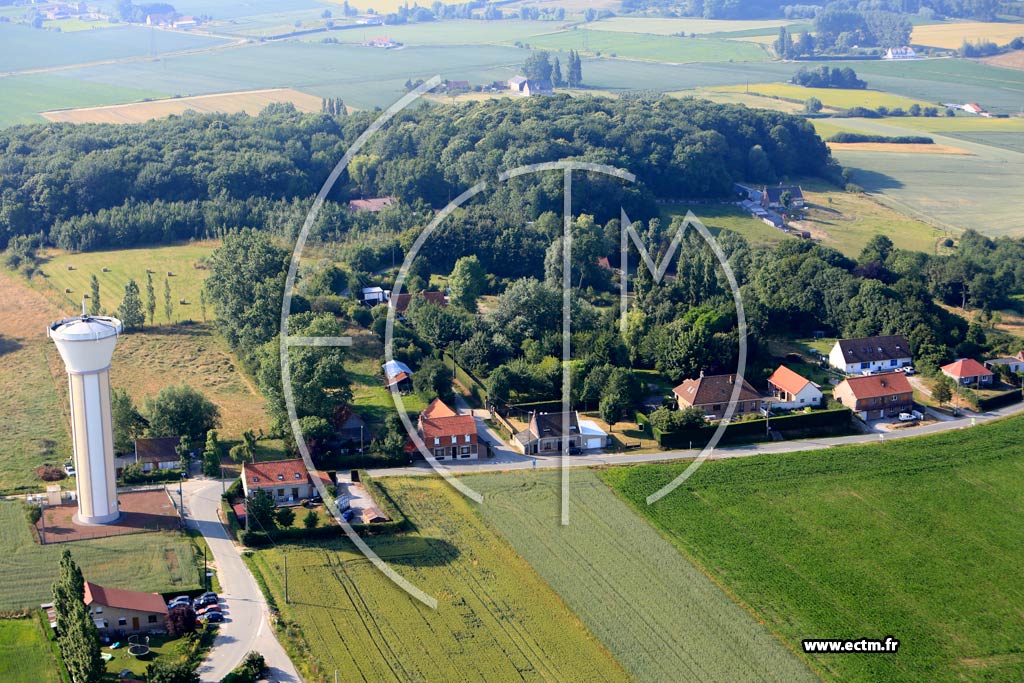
203 546 208 591
284 553 289 604
38 501 46 544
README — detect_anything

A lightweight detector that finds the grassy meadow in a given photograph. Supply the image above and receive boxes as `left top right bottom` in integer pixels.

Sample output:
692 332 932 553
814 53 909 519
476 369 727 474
660 204 789 250
603 414 1024 683
0 616 62 683
246 476 629 682
472 470 817 683
0 500 200 611
0 73 166 127
588 16 797 36
522 29 770 63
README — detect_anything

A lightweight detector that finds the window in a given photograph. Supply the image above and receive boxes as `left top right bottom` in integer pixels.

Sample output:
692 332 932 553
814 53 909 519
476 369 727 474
460 446 470 455
94 607 103 614
861 362 870 369
277 488 284 497
433 448 444 457
118 617 127 626
451 435 457 444
464 434 471 443
291 488 299 498
148 615 158 623
890 359 898 366
433 437 440 446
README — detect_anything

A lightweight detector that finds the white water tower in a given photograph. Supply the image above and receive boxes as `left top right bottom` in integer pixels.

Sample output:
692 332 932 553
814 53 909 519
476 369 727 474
48 310 123 525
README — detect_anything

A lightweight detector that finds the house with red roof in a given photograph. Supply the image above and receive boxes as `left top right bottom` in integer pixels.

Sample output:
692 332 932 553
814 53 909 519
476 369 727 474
390 291 447 315
767 365 823 410
672 373 764 421
241 458 330 506
832 371 913 420
348 196 396 212
941 358 994 387
83 581 167 634
416 398 479 461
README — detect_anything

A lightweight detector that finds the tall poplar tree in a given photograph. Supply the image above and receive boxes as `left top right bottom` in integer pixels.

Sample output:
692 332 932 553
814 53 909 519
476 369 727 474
88 275 100 315
145 272 156 324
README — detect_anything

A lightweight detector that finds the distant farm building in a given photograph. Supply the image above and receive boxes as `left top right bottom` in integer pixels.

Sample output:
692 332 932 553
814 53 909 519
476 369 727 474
883 46 918 60
365 36 402 48
348 196 396 212
508 76 554 97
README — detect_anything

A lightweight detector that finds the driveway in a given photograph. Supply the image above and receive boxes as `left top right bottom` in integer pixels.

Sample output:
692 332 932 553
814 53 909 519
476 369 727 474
182 480 300 683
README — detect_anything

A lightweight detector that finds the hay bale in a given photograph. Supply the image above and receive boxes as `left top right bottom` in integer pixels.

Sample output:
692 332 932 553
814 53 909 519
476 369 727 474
64 288 72 293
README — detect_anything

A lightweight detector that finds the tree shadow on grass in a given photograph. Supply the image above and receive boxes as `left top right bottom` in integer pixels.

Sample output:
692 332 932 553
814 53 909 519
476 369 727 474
845 167 905 191
0 334 22 357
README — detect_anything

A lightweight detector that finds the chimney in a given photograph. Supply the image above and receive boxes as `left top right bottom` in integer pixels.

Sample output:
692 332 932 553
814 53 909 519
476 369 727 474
699 370 705 379
728 375 734 384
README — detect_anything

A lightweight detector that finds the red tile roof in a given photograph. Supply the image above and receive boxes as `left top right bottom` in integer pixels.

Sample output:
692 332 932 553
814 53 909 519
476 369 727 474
243 459 310 486
767 365 813 396
672 374 761 406
837 372 912 400
941 358 993 379
422 398 456 419
391 291 447 314
384 371 410 388
348 196 395 212
419 412 477 443
83 581 167 615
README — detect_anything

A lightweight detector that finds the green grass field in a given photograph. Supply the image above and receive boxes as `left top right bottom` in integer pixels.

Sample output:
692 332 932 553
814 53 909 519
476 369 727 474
0 616 62 683
36 242 217 324
588 17 798 36
472 470 816 683
522 29 770 63
714 82 935 111
603 414 1024 683
0 23 230 73
946 131 1024 153
660 204 789 250
0 72 166 127
0 501 200 611
246 476 629 682
304 19 562 45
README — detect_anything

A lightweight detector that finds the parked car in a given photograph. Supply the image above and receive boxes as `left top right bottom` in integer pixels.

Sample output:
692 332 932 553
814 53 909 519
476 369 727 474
897 411 924 422
193 592 218 607
196 604 221 616
167 596 191 608
63 462 76 477
902 366 916 375
198 612 224 624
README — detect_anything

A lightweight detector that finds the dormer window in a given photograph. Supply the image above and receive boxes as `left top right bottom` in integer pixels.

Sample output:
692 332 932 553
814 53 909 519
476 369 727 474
252 477 259 483
277 474 284 480
294 473 301 479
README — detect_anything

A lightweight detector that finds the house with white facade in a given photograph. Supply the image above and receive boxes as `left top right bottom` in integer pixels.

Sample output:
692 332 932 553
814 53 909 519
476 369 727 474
766 365 823 410
829 335 912 375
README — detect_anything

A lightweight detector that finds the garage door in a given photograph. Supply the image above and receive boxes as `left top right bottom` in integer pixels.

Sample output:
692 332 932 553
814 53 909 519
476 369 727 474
585 437 604 450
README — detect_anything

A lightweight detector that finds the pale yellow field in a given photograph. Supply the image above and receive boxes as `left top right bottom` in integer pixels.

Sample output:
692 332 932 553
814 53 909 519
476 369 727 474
587 16 795 35
671 89 819 113
714 82 935 111
41 88 323 124
912 21 1024 49
828 142 973 154
983 51 1024 70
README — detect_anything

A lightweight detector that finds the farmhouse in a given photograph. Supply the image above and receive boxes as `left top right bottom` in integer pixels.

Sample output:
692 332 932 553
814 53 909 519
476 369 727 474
365 36 401 48
509 77 553 97
672 373 765 421
883 46 918 60
963 103 986 115
515 411 602 455
416 398 480 461
832 372 913 420
941 358 994 386
348 196 396 212
82 581 167 635
761 185 804 211
173 15 198 28
828 335 912 375
766 365 823 410
382 359 413 391
241 459 329 506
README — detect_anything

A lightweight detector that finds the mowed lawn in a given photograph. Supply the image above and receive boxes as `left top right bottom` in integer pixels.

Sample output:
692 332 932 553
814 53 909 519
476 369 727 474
472 470 816 683
911 21 1024 49
246 476 629 682
522 30 770 63
0 616 62 683
714 82 935 111
0 501 200 611
0 72 166 127
36 242 217 324
602 414 1024 683
659 204 789 251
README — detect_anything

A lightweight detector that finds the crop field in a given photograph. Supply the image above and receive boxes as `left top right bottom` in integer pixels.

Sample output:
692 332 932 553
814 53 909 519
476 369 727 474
0 500 200 610
0 23 230 73
42 87 324 123
714 82 935 111
0 73 167 127
0 270 73 494
878 116 1024 133
471 470 816 683
602 413 1024 683
306 19 561 45
0 617 62 683
523 30 770 63
827 141 972 154
588 17 797 36
246 476 628 682
945 131 1024 153
911 21 1024 49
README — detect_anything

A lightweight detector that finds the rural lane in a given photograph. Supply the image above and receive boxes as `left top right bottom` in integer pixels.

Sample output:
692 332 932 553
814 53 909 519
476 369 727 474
369 398 1024 479
182 480 300 683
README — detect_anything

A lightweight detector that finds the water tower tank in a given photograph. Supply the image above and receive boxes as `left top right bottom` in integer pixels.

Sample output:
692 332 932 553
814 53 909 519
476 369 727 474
48 313 123 525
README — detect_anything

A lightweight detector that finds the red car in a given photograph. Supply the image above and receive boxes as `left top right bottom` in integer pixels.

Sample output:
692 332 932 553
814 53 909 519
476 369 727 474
196 604 222 616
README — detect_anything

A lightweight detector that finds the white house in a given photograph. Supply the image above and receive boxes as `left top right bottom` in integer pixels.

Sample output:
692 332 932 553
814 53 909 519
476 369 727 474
361 286 390 305
883 46 917 60
766 365 822 410
829 335 912 375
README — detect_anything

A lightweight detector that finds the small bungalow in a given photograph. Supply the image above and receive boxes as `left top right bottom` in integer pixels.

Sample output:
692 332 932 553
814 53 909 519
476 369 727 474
985 353 1024 375
833 372 913 420
761 185 804 211
83 581 167 635
115 437 181 477
767 365 823 410
390 291 447 315
514 411 588 455
672 373 765 421
941 358 994 386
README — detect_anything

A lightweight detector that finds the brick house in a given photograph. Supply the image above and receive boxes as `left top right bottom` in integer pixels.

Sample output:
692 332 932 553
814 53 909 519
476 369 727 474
241 459 330 507
672 373 765 421
416 398 479 461
832 372 913 420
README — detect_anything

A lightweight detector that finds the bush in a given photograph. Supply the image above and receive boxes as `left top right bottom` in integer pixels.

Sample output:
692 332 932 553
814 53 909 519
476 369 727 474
844 106 881 118
828 133 933 144
24 504 42 525
275 507 295 528
303 509 319 528
35 465 65 482
221 651 266 683
167 605 197 638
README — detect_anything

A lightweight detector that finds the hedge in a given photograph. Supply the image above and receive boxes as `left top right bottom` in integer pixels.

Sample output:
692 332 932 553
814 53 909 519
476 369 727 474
653 407 852 449
445 351 488 407
120 468 184 485
828 133 933 144
977 390 1023 412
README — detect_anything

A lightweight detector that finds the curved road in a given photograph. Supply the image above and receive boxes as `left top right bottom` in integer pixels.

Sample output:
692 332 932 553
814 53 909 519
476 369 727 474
183 480 300 683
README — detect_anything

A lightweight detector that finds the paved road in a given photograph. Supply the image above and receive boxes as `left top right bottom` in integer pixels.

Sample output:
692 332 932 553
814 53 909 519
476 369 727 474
183 481 300 683
370 399 1024 478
